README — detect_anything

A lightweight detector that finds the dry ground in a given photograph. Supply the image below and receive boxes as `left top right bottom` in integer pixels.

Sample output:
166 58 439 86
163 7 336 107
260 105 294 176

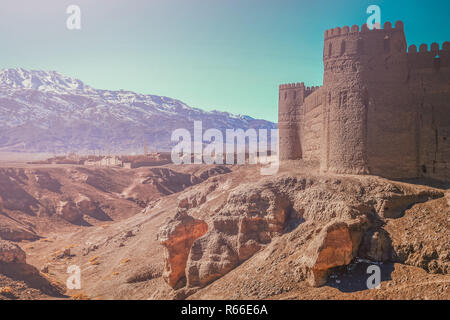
0 161 448 300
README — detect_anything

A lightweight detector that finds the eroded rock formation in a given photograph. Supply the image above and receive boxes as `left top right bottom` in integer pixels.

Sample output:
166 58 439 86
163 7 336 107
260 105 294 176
159 173 445 295
184 183 291 289
0 240 26 264
159 211 208 288
57 201 82 223
76 195 98 216
300 220 361 286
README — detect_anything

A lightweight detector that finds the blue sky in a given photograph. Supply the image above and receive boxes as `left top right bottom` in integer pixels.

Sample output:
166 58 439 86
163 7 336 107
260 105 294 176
0 0 448 122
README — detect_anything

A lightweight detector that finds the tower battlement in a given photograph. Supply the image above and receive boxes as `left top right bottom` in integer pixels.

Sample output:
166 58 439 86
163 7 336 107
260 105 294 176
279 83 305 90
324 21 404 40
279 81 308 112
323 21 407 60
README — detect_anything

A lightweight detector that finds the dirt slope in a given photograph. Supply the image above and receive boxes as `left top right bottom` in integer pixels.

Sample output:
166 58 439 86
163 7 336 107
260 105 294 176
1 163 448 300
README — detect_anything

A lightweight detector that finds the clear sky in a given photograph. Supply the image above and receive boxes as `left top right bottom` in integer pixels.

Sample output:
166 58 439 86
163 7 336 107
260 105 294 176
0 0 448 122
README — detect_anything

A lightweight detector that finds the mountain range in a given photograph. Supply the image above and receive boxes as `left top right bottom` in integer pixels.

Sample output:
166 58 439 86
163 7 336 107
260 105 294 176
0 68 275 154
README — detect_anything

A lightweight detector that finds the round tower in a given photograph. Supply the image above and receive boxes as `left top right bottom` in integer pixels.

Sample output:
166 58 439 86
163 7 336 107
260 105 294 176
278 83 305 160
321 21 409 175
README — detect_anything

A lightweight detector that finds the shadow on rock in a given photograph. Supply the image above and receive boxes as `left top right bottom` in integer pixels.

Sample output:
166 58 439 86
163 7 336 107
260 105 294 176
325 261 395 293
87 207 112 221
0 262 67 298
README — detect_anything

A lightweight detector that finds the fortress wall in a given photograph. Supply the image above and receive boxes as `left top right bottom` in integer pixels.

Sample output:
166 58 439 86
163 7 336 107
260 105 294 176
407 42 450 69
363 83 418 179
422 91 450 181
361 55 418 178
363 40 450 181
407 43 450 181
300 87 325 162
347 22 422 179
278 83 304 160
278 22 449 181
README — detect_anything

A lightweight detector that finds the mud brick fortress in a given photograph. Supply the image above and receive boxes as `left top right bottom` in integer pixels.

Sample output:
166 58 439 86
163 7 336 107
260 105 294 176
279 21 450 181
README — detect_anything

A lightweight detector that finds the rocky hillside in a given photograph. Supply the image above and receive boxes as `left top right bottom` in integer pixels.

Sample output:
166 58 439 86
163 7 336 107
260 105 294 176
0 240 65 300
0 164 230 242
158 171 448 299
1 163 447 300
0 68 275 153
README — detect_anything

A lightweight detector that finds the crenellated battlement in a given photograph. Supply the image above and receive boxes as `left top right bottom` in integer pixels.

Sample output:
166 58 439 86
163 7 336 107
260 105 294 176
278 83 321 105
407 41 450 69
324 21 404 40
323 21 407 60
279 83 305 90
305 85 322 97
407 42 450 54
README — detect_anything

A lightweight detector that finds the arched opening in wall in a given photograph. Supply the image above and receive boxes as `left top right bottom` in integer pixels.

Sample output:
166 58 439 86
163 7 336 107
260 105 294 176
284 92 287 100
328 43 333 57
357 39 364 55
341 40 346 55
328 92 332 105
293 91 296 99
384 36 391 53
421 165 427 174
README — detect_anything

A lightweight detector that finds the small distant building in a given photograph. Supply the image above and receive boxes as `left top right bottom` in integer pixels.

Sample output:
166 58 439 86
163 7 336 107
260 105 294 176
80 152 171 169
84 159 97 166
123 162 132 169
100 156 122 167
83 155 122 167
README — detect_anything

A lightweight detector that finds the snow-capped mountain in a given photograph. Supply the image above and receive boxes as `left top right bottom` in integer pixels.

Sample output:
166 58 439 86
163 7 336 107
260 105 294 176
0 68 275 153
